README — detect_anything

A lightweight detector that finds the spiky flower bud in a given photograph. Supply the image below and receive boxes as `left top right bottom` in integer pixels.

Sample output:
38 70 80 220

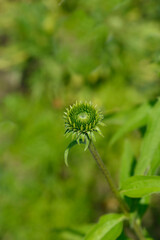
64 102 104 146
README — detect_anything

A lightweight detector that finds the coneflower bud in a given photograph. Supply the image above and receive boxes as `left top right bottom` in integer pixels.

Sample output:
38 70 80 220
64 101 104 146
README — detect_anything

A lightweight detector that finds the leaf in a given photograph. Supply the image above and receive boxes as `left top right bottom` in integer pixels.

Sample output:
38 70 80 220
147 147 160 175
52 227 85 240
64 138 89 166
135 100 160 175
84 214 125 240
110 103 151 145
64 140 79 166
120 140 134 187
120 176 160 198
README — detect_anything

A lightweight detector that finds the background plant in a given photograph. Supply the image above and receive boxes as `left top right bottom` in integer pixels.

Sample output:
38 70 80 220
0 0 160 239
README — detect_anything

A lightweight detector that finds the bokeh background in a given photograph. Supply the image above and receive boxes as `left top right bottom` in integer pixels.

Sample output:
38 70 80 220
0 0 160 239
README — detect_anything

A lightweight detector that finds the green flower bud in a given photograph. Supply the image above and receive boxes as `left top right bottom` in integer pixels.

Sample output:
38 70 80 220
64 101 104 145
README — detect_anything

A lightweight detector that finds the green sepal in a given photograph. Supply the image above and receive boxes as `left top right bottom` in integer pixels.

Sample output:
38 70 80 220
98 121 106 126
90 132 96 142
95 126 104 137
84 137 90 151
72 131 77 140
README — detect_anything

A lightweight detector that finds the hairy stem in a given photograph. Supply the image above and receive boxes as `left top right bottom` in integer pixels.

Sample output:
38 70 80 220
88 140 145 240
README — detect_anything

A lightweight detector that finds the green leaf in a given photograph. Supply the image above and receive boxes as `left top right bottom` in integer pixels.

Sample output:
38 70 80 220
52 226 86 240
135 100 160 175
64 138 89 166
84 214 125 240
120 176 160 198
64 140 79 166
147 147 160 175
110 103 150 145
120 140 134 187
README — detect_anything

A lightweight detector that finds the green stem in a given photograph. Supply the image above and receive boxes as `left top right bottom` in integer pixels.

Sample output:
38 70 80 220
88 141 129 215
88 140 145 240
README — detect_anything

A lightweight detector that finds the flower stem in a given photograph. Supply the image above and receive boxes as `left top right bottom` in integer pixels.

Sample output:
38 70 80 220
88 140 145 240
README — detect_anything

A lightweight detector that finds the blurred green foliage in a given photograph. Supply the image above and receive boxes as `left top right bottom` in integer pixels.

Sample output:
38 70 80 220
0 0 160 239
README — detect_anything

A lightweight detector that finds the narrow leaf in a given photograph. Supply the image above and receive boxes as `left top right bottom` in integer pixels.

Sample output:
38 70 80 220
120 176 160 198
64 140 78 166
110 103 150 145
135 100 160 175
52 227 85 239
120 141 134 187
147 147 160 175
64 139 88 166
85 214 125 240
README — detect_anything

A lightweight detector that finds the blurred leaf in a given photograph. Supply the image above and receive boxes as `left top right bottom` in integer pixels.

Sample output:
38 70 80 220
84 214 125 240
119 140 134 187
120 176 160 198
135 100 160 175
147 147 160 175
52 224 95 240
110 103 151 145
52 227 85 240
